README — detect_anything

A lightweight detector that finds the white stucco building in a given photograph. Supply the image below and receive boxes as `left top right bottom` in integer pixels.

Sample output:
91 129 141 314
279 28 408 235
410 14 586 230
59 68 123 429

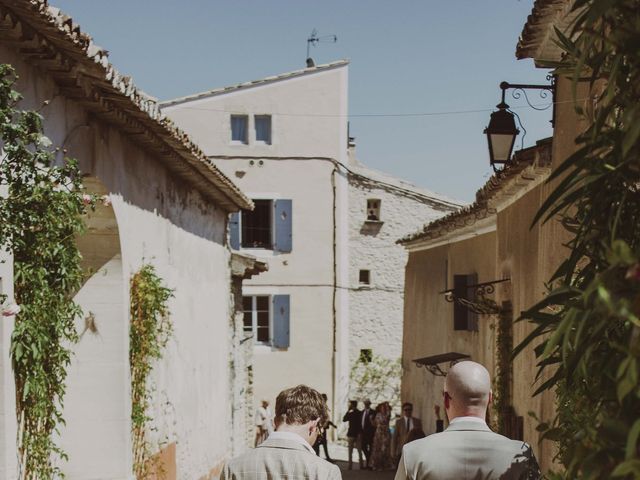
0 2 260 479
162 60 461 422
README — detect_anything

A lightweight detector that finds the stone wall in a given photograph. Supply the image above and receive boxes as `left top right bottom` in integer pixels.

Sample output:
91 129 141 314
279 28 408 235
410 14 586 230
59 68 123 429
348 169 456 412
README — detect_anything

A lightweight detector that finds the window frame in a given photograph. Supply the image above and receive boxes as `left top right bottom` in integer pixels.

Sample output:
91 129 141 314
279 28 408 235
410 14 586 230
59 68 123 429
230 114 249 145
366 198 382 222
243 294 272 345
240 199 274 250
254 114 272 145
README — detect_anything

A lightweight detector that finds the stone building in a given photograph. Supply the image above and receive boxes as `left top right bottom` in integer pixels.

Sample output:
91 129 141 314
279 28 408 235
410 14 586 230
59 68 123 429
398 1 589 472
0 1 260 479
162 60 460 423
346 153 459 407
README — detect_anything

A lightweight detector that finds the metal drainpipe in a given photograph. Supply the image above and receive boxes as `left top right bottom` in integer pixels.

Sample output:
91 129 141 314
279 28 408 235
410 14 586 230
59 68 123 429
331 165 338 436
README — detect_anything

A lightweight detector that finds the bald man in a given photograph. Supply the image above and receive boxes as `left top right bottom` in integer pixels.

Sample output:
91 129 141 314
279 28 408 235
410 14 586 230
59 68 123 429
394 361 540 480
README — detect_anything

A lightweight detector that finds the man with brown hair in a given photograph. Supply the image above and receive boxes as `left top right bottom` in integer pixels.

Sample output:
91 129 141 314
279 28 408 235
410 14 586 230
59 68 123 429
221 385 342 480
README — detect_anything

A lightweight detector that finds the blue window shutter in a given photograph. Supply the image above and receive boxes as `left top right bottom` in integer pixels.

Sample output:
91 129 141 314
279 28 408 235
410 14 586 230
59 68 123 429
229 212 240 250
274 199 292 253
272 295 290 348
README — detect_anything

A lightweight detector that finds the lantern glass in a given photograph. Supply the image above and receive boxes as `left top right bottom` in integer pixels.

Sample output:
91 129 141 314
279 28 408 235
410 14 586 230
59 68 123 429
489 132 516 163
484 105 519 166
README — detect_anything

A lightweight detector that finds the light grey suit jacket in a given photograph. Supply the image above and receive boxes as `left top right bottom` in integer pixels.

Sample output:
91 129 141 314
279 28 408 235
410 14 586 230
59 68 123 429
221 437 342 480
394 420 540 480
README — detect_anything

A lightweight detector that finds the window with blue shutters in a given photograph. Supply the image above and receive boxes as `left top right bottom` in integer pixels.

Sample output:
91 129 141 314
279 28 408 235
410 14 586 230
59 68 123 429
274 199 292 253
233 199 292 252
272 295 290 349
241 294 290 348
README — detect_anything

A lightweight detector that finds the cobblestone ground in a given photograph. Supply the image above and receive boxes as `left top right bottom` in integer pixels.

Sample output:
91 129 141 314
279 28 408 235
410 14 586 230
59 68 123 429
336 461 395 480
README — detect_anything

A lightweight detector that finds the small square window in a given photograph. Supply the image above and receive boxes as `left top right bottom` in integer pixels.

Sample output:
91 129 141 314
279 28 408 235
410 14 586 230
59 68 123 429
366 199 381 221
255 115 272 144
359 269 371 285
359 349 372 363
231 114 248 144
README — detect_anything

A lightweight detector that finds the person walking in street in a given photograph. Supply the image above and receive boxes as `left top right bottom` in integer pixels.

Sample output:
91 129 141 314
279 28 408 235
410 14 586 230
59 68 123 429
360 399 376 469
313 393 337 461
391 402 422 462
254 399 273 447
394 361 541 480
221 385 342 480
370 402 394 470
342 400 363 470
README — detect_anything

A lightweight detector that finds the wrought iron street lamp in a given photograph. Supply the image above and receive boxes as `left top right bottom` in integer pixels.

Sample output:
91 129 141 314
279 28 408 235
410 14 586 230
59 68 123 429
484 99 519 169
485 79 555 170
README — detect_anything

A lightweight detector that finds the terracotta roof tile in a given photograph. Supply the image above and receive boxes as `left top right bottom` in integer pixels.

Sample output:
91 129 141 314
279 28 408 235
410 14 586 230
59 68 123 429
398 138 552 246
0 0 252 211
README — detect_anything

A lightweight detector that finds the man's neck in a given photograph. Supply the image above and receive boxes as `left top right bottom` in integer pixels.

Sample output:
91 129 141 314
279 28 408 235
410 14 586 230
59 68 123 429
276 425 311 445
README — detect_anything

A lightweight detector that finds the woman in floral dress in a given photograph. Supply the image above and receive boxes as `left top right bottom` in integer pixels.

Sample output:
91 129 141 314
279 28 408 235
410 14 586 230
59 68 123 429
370 402 394 470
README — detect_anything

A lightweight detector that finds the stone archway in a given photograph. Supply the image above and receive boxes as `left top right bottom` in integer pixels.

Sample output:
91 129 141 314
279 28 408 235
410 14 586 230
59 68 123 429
60 176 130 479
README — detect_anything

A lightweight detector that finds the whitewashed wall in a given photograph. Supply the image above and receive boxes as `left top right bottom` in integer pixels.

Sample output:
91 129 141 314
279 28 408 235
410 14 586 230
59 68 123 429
163 64 351 423
347 161 458 409
0 41 236 480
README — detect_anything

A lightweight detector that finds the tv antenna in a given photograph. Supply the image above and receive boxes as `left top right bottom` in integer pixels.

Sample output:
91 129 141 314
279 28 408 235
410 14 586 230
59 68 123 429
306 29 337 66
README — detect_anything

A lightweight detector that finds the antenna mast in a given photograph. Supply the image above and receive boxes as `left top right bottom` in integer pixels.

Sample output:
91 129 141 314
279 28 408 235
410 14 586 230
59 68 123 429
306 29 337 65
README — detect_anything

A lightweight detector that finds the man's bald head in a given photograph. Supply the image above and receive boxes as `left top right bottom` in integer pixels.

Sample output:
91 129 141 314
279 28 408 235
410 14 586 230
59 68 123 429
444 361 492 418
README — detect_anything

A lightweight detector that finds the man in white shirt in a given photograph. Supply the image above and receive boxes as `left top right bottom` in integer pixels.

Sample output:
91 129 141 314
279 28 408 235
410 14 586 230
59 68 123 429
394 361 540 480
254 399 272 447
391 402 423 461
222 385 341 480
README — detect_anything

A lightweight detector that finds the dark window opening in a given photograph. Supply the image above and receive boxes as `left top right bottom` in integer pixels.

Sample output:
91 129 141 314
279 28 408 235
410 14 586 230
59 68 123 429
241 200 272 249
453 273 478 331
243 295 271 344
367 199 381 221
359 349 372 363
359 269 371 285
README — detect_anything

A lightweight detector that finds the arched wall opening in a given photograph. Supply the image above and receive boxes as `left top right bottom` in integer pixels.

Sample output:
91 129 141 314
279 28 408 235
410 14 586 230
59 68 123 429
61 176 130 479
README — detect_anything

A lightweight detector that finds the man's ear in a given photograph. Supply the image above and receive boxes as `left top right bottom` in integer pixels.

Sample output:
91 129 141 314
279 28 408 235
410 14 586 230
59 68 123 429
488 390 493 406
443 392 451 410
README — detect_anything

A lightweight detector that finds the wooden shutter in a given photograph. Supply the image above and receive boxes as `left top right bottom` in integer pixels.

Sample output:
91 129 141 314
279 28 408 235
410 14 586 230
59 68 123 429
453 274 468 331
229 212 240 250
274 199 292 253
272 295 290 348
467 273 478 331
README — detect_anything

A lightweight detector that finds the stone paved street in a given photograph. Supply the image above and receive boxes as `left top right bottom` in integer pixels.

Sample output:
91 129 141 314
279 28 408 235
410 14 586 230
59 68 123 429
336 461 395 480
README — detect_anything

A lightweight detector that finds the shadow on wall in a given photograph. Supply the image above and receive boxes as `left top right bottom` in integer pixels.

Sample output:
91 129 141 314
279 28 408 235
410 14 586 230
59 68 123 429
61 120 226 247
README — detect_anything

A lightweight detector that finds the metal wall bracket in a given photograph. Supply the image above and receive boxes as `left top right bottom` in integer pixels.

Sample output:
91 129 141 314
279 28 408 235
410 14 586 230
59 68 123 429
440 278 510 315
413 352 471 376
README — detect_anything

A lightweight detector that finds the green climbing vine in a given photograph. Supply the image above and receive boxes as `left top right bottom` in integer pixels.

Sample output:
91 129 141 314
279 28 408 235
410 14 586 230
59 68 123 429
129 264 173 479
492 303 513 436
0 64 88 479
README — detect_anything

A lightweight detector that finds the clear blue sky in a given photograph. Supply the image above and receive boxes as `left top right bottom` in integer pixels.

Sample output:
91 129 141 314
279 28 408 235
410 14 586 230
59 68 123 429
52 0 553 202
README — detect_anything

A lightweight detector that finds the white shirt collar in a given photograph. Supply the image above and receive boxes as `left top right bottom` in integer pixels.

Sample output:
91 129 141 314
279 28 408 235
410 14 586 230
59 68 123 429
269 431 315 454
449 416 487 425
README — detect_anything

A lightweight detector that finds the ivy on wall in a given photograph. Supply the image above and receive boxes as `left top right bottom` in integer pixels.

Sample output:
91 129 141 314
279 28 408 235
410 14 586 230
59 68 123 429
493 302 513 436
0 64 88 479
129 264 173 479
516 1 640 478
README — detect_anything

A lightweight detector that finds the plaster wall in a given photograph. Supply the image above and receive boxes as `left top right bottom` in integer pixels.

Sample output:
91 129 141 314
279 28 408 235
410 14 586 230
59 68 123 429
401 232 498 433
494 75 590 472
164 65 350 421
162 65 347 161
347 175 453 407
0 43 235 480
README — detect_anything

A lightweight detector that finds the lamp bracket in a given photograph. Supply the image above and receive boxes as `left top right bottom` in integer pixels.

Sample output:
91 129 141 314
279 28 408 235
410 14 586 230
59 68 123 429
499 75 556 124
